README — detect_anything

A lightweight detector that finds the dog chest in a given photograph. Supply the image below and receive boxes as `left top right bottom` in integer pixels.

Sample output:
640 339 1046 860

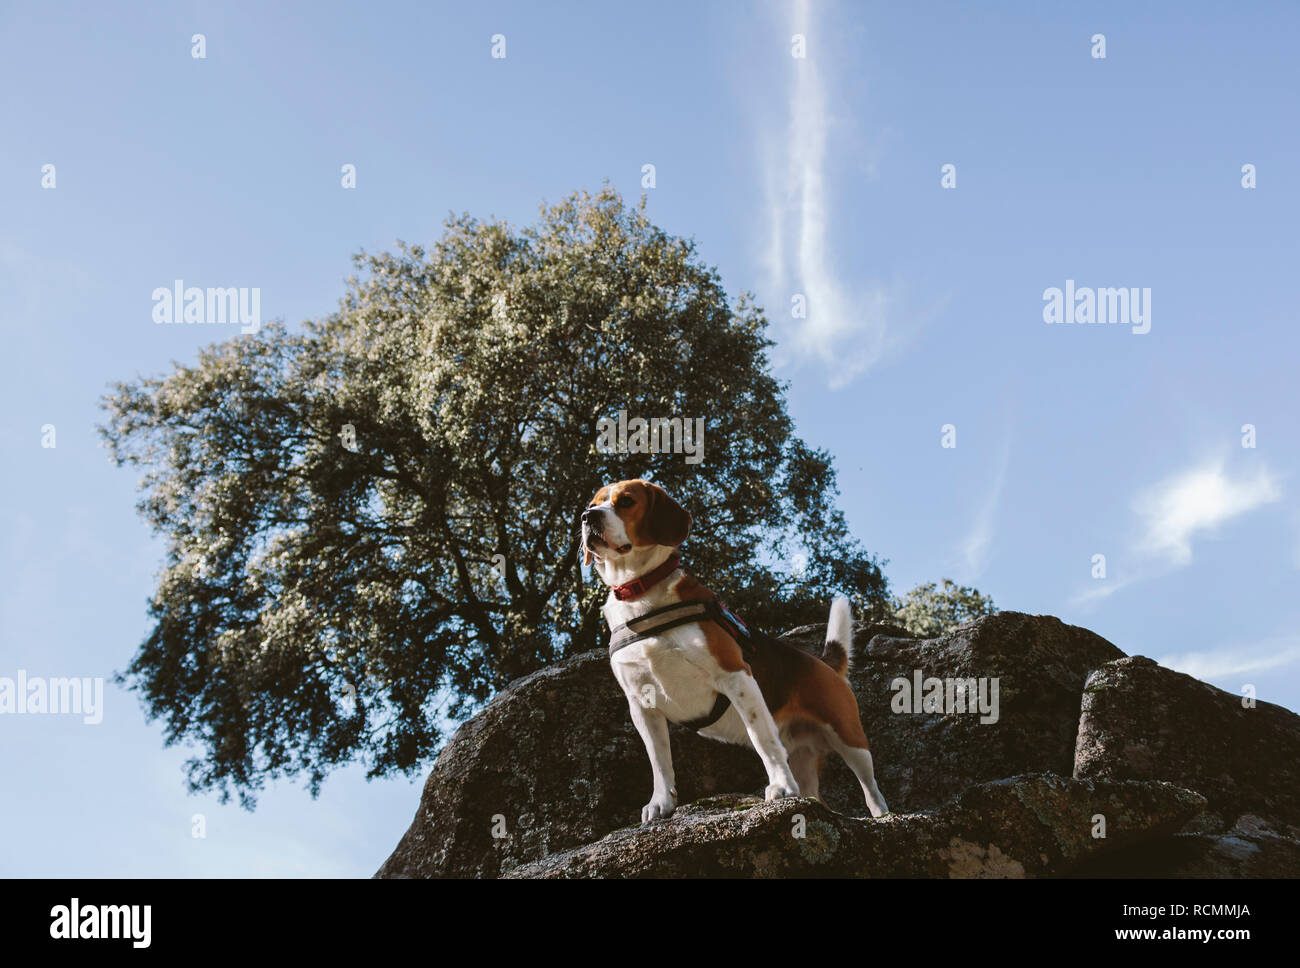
609 626 724 723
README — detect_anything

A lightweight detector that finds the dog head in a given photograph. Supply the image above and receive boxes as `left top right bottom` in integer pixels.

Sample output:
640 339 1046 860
580 479 692 567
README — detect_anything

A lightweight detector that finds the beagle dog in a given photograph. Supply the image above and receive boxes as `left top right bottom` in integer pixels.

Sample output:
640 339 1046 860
581 478 888 823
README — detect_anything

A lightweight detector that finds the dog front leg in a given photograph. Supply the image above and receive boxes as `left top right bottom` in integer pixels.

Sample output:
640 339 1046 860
625 695 678 822
716 670 799 800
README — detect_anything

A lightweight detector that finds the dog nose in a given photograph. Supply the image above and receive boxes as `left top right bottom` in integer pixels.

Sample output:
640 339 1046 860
580 508 596 522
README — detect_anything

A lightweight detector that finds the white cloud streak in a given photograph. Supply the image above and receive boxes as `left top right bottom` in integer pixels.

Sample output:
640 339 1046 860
1157 639 1300 683
1070 456 1282 607
1069 574 1141 606
1133 458 1281 566
762 0 893 388
960 437 1011 579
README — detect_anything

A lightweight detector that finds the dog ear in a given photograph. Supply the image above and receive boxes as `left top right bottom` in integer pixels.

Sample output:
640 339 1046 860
644 483 691 548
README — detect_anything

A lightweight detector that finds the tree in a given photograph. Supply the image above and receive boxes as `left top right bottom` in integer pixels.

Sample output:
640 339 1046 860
891 579 997 637
100 186 889 807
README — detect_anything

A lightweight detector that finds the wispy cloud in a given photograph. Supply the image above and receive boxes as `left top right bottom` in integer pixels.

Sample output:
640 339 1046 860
960 437 1011 579
761 0 894 388
1157 638 1300 683
1070 456 1281 607
1133 458 1281 566
1070 573 1141 606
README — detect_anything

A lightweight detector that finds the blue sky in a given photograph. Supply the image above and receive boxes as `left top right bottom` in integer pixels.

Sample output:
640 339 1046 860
2 1 1297 876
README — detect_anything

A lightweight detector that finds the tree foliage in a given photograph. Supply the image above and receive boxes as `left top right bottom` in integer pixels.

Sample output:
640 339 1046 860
891 579 997 637
100 186 889 806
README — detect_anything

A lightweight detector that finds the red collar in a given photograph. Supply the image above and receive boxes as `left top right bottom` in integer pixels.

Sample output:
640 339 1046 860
610 554 682 601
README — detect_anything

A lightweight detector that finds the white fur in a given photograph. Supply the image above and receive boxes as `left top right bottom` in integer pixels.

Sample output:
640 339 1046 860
594 532 887 821
601 547 799 822
827 596 853 667
829 735 889 817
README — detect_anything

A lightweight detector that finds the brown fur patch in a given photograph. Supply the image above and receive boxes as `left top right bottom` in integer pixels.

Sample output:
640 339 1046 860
758 645 870 749
821 639 849 677
670 574 749 673
670 573 714 603
701 620 748 673
641 482 690 546
661 544 873 751
588 479 690 549
619 482 654 547
803 676 872 750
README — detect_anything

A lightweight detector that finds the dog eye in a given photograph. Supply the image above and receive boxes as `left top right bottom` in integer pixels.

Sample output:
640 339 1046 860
615 496 635 508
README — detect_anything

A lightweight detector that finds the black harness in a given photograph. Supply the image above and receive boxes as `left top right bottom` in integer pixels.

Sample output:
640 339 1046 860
607 597 759 732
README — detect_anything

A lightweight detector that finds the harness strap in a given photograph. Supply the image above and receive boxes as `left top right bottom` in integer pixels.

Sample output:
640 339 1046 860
678 693 734 732
607 597 758 732
607 601 712 655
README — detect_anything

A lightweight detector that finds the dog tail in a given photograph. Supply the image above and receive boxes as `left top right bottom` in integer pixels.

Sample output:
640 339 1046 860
821 597 853 677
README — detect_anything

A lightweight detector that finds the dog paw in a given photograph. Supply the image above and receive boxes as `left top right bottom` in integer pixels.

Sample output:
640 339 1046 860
641 796 677 823
764 781 799 801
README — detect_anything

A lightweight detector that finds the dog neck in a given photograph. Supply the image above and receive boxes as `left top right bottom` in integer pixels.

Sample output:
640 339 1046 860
596 546 680 617
594 545 675 589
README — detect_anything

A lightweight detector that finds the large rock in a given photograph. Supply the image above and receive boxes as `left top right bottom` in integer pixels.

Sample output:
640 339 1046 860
1073 656 1300 833
374 650 763 878
1072 813 1300 878
784 612 1126 815
377 611 1300 878
504 774 1207 878
376 612 1125 877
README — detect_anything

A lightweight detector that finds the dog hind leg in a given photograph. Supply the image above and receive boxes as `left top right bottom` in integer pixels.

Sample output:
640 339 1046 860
828 733 888 817
787 746 822 802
